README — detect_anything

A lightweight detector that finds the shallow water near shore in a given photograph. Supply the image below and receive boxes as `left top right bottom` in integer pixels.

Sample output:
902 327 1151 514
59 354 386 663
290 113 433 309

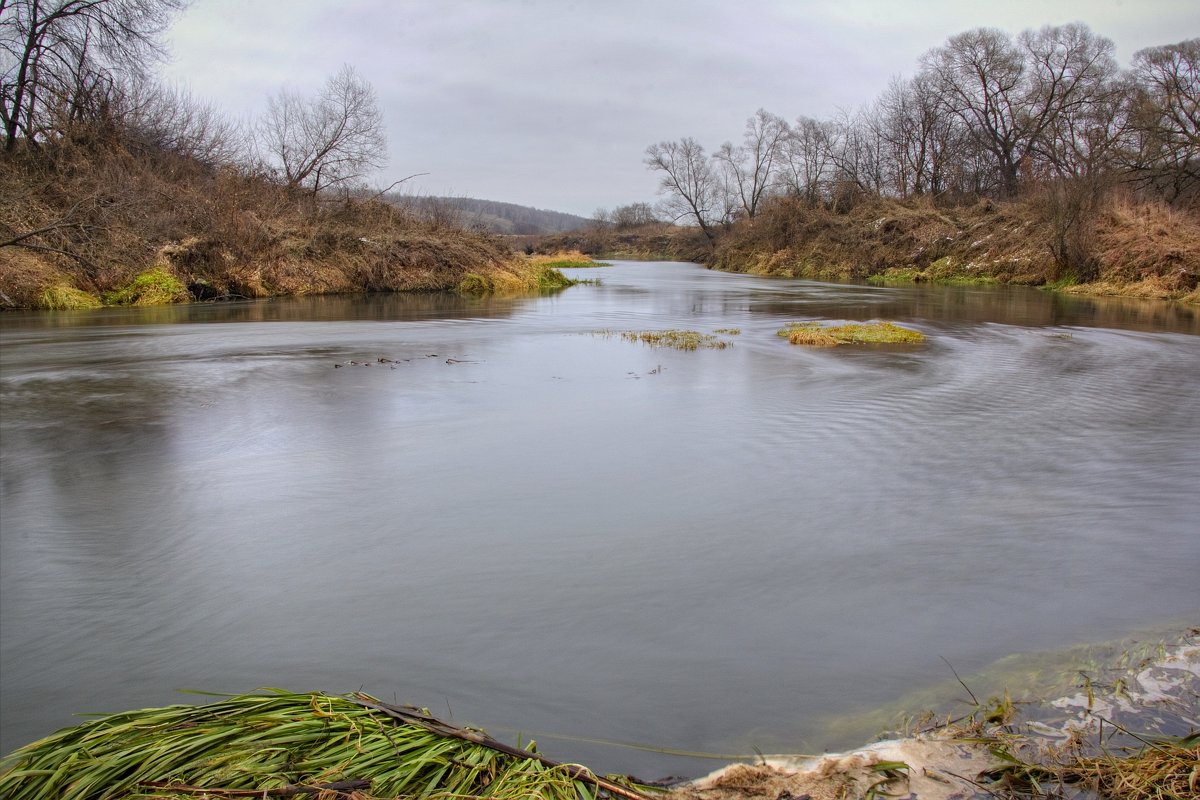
1 261 1197 777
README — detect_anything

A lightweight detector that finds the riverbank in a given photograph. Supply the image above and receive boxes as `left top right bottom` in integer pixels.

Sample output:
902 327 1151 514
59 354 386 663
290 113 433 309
532 195 1200 304
0 136 569 311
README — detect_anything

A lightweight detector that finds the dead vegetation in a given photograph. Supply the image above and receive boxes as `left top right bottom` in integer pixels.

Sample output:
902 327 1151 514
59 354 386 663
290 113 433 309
0 130 550 310
709 194 1200 301
522 222 713 263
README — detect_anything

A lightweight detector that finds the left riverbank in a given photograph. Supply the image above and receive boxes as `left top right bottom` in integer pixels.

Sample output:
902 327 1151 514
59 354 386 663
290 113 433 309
0 131 567 311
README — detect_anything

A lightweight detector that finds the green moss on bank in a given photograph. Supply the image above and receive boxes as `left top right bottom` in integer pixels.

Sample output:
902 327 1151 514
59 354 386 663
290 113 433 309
103 267 190 306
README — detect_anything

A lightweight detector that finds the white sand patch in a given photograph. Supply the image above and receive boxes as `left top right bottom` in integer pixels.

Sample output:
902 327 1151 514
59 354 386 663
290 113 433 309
670 735 998 800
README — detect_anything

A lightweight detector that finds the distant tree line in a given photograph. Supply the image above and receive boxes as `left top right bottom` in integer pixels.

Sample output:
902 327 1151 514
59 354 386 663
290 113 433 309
390 195 595 235
1 0 386 194
646 25 1199 241
590 202 660 230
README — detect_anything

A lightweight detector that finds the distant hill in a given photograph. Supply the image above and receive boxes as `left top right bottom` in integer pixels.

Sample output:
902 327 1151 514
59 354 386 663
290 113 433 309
384 195 593 235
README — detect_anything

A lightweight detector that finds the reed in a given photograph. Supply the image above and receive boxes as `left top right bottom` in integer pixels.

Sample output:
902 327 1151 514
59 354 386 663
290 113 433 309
0 690 651 800
595 329 731 350
978 733 1199 799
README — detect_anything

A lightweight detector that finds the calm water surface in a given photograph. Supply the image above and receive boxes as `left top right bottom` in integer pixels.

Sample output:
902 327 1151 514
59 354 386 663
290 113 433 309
2 262 1198 776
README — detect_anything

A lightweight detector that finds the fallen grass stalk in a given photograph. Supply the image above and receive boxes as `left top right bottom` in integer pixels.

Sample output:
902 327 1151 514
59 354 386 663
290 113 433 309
979 736 1200 800
0 690 653 800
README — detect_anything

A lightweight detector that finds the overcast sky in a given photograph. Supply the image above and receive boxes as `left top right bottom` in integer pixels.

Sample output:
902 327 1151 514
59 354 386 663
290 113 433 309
160 0 1197 217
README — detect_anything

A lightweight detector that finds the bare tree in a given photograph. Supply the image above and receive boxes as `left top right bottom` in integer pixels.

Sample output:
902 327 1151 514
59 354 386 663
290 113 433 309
645 137 720 240
1121 38 1199 203
118 81 245 165
779 115 835 205
1 0 186 150
921 28 1026 195
1022 23 1121 179
610 202 658 228
871 74 962 197
825 107 888 206
258 64 387 195
712 108 789 218
922 24 1118 196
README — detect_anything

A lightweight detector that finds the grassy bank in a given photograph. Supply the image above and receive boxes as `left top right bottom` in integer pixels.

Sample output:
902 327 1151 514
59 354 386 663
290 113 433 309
711 195 1200 303
525 196 1200 304
524 223 712 264
0 135 566 311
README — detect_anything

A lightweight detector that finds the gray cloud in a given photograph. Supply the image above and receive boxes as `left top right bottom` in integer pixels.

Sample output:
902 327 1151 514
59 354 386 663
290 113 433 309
162 0 1198 215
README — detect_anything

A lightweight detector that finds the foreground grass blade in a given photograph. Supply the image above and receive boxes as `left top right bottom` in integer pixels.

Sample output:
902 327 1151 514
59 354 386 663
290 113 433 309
0 690 653 800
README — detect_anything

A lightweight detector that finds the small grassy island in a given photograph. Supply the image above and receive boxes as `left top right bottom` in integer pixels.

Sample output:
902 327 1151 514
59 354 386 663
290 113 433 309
596 329 734 350
776 321 927 346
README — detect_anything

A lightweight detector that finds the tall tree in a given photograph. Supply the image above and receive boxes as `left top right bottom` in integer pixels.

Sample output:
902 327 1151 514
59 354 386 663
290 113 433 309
712 108 789 219
1121 38 1199 203
871 74 961 197
1022 22 1121 179
644 137 720 240
779 115 835 205
1 0 186 150
921 24 1117 196
258 64 387 194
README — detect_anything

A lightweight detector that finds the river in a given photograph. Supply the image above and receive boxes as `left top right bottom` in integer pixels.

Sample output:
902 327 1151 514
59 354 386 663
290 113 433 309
1 261 1197 777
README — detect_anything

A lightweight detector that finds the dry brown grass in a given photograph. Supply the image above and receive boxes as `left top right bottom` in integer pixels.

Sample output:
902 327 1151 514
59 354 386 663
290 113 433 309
528 249 608 268
526 222 712 263
777 321 927 346
1093 196 1200 291
0 129 538 308
709 194 1199 301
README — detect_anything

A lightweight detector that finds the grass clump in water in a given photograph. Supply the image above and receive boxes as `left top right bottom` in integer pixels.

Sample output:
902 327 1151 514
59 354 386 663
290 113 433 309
103 267 190 306
598 329 731 350
713 327 741 335
39 284 102 310
777 321 926 346
532 250 611 269
457 266 577 295
536 265 576 291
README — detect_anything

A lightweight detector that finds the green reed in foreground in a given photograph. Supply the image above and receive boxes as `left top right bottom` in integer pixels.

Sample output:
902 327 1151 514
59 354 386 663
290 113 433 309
0 690 650 800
